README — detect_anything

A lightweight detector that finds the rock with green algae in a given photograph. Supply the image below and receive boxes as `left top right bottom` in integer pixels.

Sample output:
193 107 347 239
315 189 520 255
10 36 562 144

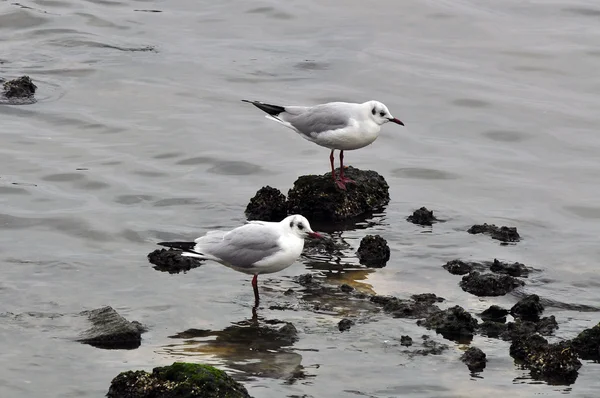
107 362 252 398
286 166 389 223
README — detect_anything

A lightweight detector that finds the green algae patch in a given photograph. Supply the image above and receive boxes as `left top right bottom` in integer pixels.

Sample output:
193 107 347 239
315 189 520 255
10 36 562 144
107 362 252 398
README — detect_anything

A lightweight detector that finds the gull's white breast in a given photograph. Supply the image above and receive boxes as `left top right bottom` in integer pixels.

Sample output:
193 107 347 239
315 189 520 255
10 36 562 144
311 119 382 151
249 234 305 275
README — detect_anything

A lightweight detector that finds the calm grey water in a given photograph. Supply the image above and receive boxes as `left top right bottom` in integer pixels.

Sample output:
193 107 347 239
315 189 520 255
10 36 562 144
2 0 600 397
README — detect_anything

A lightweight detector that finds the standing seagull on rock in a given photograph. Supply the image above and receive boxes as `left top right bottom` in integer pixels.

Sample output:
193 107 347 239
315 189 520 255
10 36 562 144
242 99 405 190
157 215 322 308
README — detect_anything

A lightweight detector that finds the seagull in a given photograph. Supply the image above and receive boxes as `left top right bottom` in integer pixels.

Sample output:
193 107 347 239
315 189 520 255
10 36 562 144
242 99 404 190
157 214 322 307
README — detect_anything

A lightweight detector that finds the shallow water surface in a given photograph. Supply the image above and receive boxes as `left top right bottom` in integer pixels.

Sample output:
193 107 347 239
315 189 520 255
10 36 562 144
1 0 600 397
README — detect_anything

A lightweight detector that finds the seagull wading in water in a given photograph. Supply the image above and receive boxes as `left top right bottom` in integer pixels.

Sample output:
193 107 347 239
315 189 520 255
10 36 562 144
242 99 405 190
157 215 322 307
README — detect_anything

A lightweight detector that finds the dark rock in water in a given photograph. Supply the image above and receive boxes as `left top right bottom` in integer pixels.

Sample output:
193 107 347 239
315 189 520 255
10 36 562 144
407 206 438 226
467 223 520 243
303 235 349 257
537 316 559 336
481 305 509 323
411 293 445 304
405 335 448 357
171 319 298 351
459 271 525 296
214 321 298 349
501 319 538 341
338 318 355 332
501 317 558 341
400 335 413 347
295 273 314 287
443 259 475 275
286 166 389 222
107 362 252 398
77 306 146 349
479 320 508 338
510 336 581 385
461 347 487 372
571 322 600 360
148 248 202 274
490 259 529 277
417 305 478 343
2 75 37 99
356 234 390 268
511 294 544 322
245 186 287 222
340 284 354 293
370 294 442 319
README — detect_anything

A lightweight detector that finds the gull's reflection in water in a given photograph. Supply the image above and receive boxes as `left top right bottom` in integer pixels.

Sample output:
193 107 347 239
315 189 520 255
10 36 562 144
160 311 313 383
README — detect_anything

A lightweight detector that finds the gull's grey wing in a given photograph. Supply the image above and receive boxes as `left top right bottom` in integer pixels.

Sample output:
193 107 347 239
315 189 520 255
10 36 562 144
196 223 281 268
281 104 353 138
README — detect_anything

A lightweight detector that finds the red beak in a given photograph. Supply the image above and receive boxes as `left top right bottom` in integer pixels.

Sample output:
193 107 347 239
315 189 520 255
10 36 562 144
389 117 404 126
308 232 323 239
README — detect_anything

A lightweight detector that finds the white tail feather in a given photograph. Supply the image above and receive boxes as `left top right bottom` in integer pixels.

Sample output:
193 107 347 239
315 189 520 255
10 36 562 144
265 115 297 132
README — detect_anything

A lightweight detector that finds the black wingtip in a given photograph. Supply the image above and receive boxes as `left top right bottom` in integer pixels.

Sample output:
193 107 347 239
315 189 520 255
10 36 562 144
242 100 285 116
157 241 196 251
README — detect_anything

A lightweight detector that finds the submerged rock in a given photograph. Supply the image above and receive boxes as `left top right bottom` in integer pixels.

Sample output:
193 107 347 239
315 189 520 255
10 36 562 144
340 284 354 293
286 166 389 222
443 258 531 278
77 306 146 349
479 320 508 338
295 273 315 287
501 319 538 341
501 317 558 341
338 318 355 332
303 235 349 257
245 186 287 221
107 362 252 398
2 75 37 100
148 248 202 274
443 259 475 275
370 293 443 319
510 336 581 385
171 319 298 351
404 335 449 357
356 234 390 268
571 322 600 360
467 223 520 243
459 271 525 296
461 347 487 372
417 305 478 342
490 259 529 277
511 294 544 322
536 316 559 336
407 206 438 226
481 305 509 323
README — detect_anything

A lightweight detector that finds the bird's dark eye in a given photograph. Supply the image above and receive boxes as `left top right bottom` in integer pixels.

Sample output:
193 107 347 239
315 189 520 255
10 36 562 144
371 108 376 115
289 221 294 228
380 112 385 117
297 223 304 230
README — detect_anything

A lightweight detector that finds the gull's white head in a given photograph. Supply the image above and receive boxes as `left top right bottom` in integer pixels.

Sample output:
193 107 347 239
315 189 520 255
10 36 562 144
282 215 322 239
366 100 404 127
